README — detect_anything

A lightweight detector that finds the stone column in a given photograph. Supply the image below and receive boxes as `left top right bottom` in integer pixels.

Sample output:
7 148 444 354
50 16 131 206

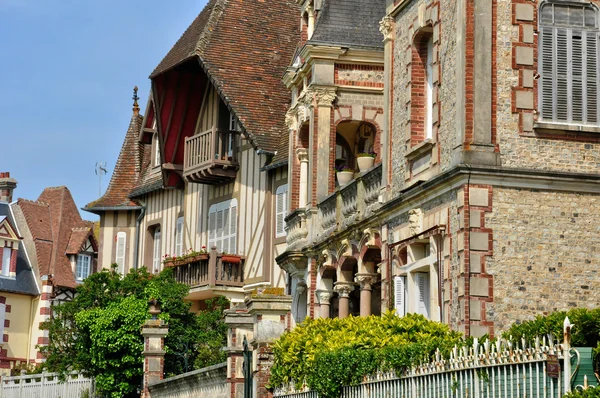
297 148 309 208
312 87 337 202
379 16 395 198
246 293 293 398
334 282 355 319
354 274 377 317
316 290 333 319
141 300 168 398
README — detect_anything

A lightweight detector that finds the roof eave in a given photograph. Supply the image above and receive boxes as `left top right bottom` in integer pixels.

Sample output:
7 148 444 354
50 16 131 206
82 205 143 215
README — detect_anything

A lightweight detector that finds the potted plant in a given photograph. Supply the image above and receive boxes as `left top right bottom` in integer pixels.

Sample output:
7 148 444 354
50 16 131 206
336 165 355 186
356 152 376 172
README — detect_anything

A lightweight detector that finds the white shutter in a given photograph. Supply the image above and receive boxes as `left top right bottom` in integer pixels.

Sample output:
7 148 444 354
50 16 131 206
208 211 216 250
153 229 161 273
115 232 126 274
416 272 430 319
556 28 569 122
229 204 237 254
275 185 288 237
0 304 5 342
394 276 406 317
216 210 224 253
540 26 555 121
175 217 184 256
2 248 11 277
222 208 230 253
585 32 598 123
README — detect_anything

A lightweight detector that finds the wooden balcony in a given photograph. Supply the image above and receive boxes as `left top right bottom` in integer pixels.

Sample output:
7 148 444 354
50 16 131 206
167 249 245 297
183 127 240 184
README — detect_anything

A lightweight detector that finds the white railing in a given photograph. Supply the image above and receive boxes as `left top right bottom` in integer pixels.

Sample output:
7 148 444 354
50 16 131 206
274 336 571 398
0 372 94 398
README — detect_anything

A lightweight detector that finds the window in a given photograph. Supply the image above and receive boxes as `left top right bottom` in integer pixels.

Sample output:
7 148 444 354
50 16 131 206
208 199 237 254
76 254 91 281
154 132 161 167
175 217 184 257
539 2 599 125
275 185 289 237
153 227 161 273
115 232 126 274
1 248 11 277
415 272 430 318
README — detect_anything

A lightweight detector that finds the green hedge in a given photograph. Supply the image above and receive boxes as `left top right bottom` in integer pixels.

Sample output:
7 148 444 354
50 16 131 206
502 308 600 347
566 388 600 398
268 311 463 398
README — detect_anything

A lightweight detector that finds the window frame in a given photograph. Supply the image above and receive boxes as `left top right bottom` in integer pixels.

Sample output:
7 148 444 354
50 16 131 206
538 1 600 126
1 248 11 277
152 227 162 273
75 254 92 281
175 217 184 257
208 199 238 254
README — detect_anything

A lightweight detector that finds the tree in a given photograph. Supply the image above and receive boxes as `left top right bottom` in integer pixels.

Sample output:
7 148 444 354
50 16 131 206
40 267 229 398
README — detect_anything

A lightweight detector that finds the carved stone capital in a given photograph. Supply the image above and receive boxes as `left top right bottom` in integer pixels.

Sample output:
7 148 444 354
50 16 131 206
334 282 355 298
354 273 378 291
316 290 333 304
313 87 337 107
379 16 395 41
296 148 309 163
285 107 296 130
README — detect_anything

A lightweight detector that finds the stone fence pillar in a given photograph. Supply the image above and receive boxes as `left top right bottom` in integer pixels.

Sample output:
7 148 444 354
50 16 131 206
141 300 168 398
245 292 292 398
224 304 254 398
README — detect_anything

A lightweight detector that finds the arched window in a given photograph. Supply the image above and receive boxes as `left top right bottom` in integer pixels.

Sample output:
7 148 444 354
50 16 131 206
335 134 353 170
539 2 599 125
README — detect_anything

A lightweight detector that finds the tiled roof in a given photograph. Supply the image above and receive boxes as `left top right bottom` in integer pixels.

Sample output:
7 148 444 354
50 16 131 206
65 227 93 255
150 0 299 152
84 111 145 211
310 0 386 49
0 203 38 296
19 187 96 289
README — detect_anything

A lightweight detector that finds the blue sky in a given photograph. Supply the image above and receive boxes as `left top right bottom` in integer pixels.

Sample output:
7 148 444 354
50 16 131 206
0 0 207 219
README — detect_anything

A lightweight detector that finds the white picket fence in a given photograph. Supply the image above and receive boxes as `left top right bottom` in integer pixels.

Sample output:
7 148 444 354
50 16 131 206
0 372 94 398
274 335 574 398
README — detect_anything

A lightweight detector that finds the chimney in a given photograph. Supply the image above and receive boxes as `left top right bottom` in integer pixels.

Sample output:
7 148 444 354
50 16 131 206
0 172 17 203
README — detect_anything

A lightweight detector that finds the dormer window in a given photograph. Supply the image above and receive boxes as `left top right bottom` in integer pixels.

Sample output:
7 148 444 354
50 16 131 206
1 248 11 277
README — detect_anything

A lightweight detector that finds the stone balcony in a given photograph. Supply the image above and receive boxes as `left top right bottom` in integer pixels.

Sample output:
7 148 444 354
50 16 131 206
285 164 383 250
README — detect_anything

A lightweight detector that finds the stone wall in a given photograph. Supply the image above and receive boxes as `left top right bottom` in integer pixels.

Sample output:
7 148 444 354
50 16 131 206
148 363 228 398
486 187 600 332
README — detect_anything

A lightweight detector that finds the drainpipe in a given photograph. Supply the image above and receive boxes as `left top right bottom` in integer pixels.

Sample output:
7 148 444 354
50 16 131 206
133 201 147 271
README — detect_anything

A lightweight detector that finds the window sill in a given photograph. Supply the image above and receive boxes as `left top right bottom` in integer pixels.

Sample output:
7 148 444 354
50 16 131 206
534 122 600 135
405 139 435 161
0 275 15 280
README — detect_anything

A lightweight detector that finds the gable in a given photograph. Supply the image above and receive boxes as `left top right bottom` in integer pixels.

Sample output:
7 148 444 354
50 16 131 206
0 217 20 243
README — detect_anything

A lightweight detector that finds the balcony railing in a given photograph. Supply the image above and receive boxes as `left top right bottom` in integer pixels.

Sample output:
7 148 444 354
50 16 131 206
168 248 244 289
183 127 240 184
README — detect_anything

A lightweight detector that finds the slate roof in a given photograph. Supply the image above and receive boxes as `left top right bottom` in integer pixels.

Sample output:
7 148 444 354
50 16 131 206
150 0 299 153
310 0 386 49
0 203 38 296
84 110 146 212
18 187 96 289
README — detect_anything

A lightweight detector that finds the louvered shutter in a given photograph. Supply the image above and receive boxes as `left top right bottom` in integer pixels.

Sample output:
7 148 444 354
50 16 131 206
0 304 5 342
208 211 216 250
222 208 230 253
229 204 237 254
115 232 126 274
416 272 430 319
153 229 161 273
556 28 569 122
586 32 598 123
394 276 406 317
217 210 225 253
540 26 555 121
275 185 288 237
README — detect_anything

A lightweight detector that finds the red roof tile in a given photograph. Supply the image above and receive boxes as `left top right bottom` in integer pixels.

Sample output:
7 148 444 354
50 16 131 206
150 0 299 152
65 227 93 255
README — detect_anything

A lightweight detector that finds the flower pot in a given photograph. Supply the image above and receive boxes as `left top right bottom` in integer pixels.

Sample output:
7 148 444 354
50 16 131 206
221 255 241 264
356 156 375 172
336 171 354 186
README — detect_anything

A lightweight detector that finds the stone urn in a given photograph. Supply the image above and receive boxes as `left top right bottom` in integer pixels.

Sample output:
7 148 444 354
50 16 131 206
356 155 375 172
336 171 354 186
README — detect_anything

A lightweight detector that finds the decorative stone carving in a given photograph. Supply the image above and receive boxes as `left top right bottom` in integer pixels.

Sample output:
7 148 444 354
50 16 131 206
334 282 355 298
316 290 333 304
313 87 337 107
296 148 309 163
354 273 378 291
379 16 395 41
408 208 423 237
285 107 296 130
338 239 353 259
362 227 380 248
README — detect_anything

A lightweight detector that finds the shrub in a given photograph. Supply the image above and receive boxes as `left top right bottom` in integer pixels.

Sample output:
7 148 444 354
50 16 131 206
502 308 600 347
269 311 463 398
566 387 600 397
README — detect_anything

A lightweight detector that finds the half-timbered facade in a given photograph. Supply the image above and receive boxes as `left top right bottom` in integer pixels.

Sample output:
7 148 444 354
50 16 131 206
86 0 299 306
